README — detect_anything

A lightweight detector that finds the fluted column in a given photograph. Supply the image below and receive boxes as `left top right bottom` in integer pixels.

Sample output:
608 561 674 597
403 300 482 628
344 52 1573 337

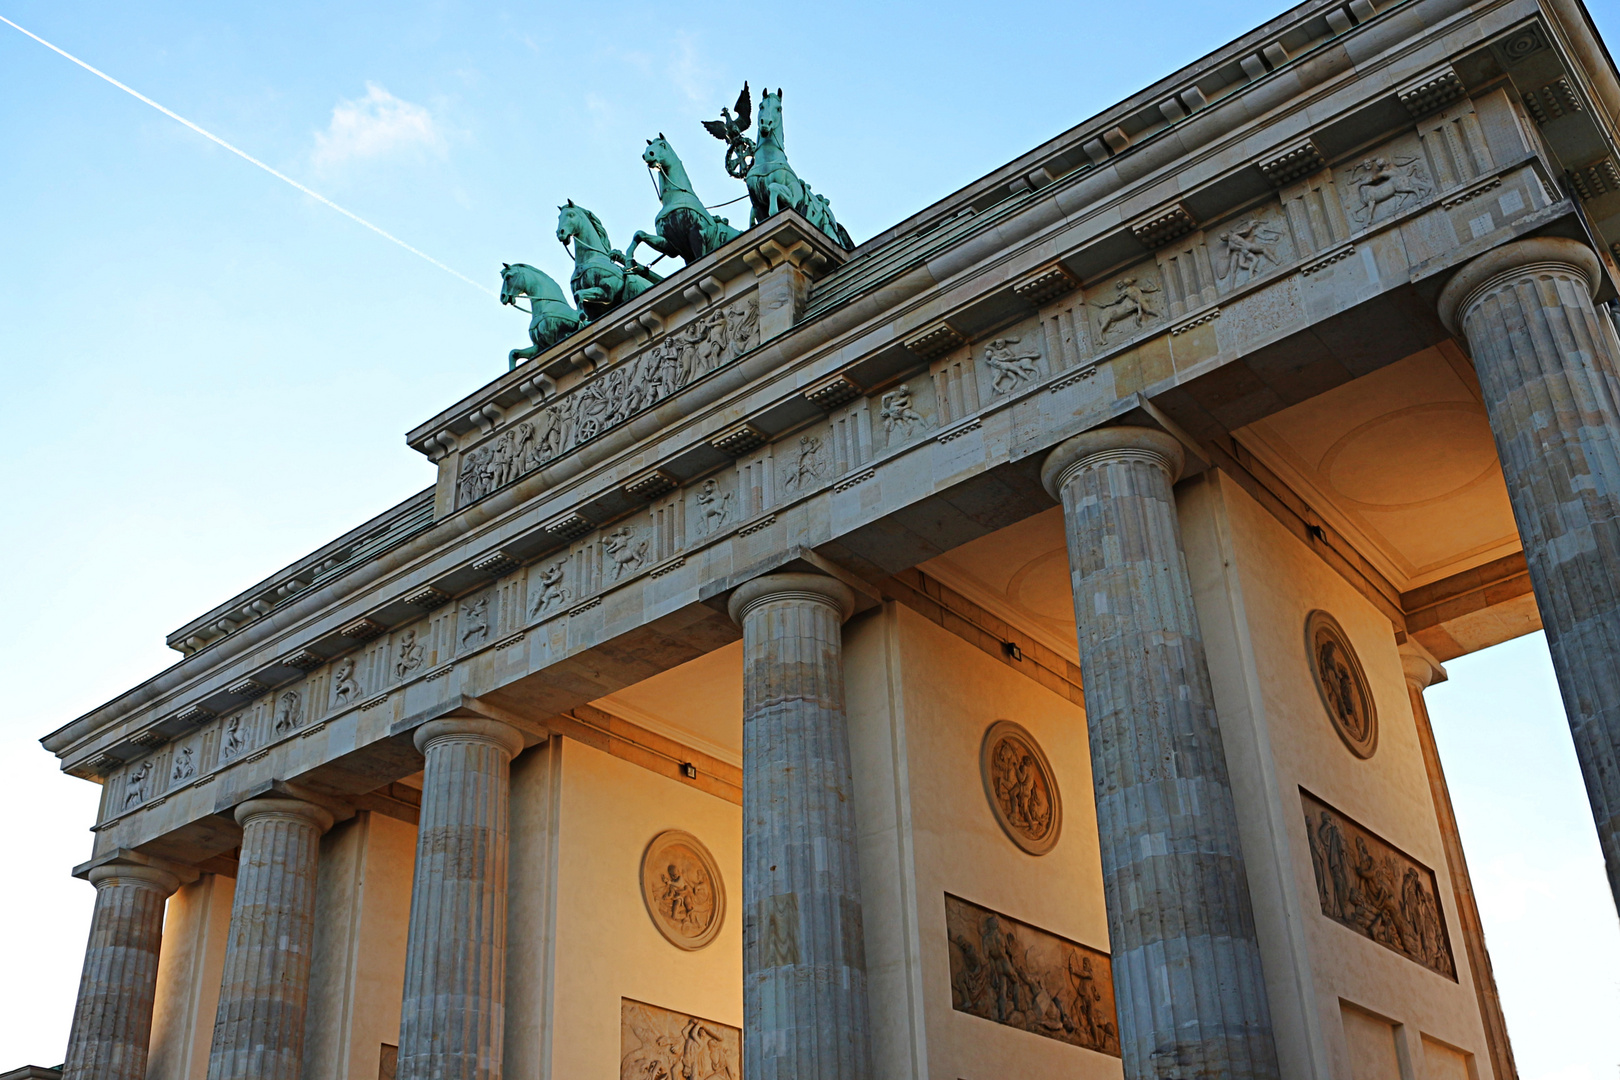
1041 426 1278 1080
1400 645 1517 1080
728 573 870 1080
207 797 334 1080
396 717 526 1080
1438 237 1620 911
61 859 181 1080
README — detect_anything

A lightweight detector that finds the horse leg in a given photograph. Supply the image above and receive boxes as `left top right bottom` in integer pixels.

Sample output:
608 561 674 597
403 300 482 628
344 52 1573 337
631 229 680 264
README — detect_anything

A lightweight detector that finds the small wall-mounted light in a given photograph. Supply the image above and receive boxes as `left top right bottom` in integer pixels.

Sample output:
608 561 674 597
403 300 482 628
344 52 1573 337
1002 641 1024 662
680 762 699 780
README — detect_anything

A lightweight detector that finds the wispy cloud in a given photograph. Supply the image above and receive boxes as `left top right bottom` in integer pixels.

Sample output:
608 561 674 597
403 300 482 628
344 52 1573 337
312 83 445 170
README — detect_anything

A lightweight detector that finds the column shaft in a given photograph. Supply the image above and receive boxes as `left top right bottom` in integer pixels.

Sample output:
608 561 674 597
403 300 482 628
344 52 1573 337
1439 237 1620 908
1042 427 1278 1080
61 862 180 1080
207 797 334 1080
1401 650 1517 1080
396 717 524 1080
729 574 870 1080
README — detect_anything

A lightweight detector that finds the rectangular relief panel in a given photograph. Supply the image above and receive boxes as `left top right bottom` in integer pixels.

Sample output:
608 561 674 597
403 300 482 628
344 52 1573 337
1302 789 1457 979
621 998 741 1080
944 893 1121 1056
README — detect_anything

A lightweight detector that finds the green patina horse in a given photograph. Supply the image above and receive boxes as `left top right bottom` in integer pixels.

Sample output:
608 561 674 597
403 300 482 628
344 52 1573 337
743 89 854 249
556 200 663 322
627 134 740 266
500 262 585 369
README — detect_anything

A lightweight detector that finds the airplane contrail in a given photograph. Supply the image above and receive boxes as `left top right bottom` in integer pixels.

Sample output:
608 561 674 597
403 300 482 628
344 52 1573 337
0 14 496 297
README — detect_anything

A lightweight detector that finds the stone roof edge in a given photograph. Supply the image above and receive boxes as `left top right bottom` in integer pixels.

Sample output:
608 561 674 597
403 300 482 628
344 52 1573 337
856 0 1374 249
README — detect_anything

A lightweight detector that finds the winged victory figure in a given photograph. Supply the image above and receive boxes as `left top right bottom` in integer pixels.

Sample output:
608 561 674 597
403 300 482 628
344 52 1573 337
703 82 756 179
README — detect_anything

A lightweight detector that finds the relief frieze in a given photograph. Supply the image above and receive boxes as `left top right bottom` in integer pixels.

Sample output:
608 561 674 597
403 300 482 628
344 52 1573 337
1303 790 1455 978
621 998 739 1080
946 894 1120 1056
456 296 760 509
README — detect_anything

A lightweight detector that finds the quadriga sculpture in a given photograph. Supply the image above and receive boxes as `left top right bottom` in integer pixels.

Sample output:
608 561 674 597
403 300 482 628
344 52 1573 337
706 85 853 250
500 262 585 369
556 199 663 322
627 134 741 266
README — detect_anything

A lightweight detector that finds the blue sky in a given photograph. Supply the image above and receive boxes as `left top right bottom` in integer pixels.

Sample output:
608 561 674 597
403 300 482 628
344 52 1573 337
2 1 1617 1073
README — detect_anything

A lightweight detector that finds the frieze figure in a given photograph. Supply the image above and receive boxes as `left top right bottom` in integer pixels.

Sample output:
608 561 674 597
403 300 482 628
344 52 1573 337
1349 155 1431 225
332 658 360 706
394 629 425 679
627 134 741 267
460 597 490 646
171 745 195 782
500 262 585 371
456 299 760 509
531 561 571 616
274 689 303 734
221 714 246 760
1093 276 1161 338
780 434 826 491
705 84 854 249
557 200 664 323
620 1000 740 1080
945 894 1120 1055
879 383 924 438
983 336 1042 394
1303 793 1455 977
696 478 733 535
603 526 650 580
1215 218 1284 284
123 759 153 808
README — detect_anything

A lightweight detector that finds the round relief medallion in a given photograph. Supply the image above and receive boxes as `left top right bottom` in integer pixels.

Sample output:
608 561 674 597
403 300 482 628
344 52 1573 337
640 830 725 950
1306 610 1378 758
980 721 1062 855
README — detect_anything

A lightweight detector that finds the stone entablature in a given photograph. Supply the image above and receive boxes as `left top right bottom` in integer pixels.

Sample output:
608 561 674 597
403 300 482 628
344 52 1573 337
43 0 1617 826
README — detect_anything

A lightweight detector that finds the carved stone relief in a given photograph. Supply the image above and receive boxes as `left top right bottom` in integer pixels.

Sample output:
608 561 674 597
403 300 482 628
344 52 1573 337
1306 610 1378 758
982 336 1042 395
945 894 1121 1056
171 744 196 782
1214 215 1287 287
394 628 425 679
332 659 361 707
274 689 304 734
620 998 740 1080
878 382 925 441
123 759 153 808
980 721 1062 855
695 478 734 536
456 296 760 508
779 433 828 491
221 713 247 760
641 829 725 950
1091 273 1163 342
603 526 651 580
530 560 571 616
1346 154 1433 226
1303 790 1455 979
460 597 491 647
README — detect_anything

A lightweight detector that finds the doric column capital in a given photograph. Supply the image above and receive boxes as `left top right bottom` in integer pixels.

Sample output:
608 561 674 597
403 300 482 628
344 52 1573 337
1436 235 1601 336
1399 641 1448 691
85 861 181 897
413 716 526 759
1040 424 1185 499
233 796 335 835
727 571 856 626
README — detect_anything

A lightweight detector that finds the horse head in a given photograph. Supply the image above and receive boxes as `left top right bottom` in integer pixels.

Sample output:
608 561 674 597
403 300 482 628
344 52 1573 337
757 89 782 141
642 132 676 172
556 200 611 255
500 262 539 306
